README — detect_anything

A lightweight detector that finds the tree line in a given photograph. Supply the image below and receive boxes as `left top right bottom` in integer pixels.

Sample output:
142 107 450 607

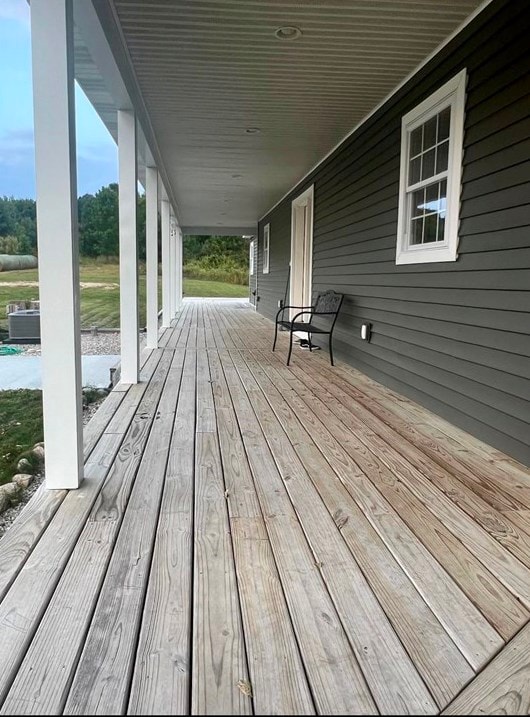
0 185 249 284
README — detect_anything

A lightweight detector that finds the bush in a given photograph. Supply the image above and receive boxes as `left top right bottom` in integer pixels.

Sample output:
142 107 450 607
183 257 248 285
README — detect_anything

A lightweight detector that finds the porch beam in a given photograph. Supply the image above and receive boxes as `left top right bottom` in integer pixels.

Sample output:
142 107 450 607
161 198 171 328
176 226 183 313
30 0 83 489
118 109 139 383
169 213 176 319
145 166 158 349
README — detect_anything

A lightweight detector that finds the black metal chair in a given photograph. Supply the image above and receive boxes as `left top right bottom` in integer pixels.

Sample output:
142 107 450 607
273 290 344 366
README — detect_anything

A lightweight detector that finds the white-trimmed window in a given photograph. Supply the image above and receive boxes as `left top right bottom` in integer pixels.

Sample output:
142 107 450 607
396 69 466 265
263 223 270 274
249 239 255 275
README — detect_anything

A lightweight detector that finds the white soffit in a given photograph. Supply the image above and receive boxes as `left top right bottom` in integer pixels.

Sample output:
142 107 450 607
82 0 486 231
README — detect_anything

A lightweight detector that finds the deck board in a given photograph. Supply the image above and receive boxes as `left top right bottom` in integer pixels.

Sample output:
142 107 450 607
0 299 529 715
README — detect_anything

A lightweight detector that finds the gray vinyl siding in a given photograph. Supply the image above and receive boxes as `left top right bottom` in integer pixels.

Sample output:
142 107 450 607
257 0 530 466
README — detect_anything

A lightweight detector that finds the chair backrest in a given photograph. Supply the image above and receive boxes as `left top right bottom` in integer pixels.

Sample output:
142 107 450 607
314 290 343 315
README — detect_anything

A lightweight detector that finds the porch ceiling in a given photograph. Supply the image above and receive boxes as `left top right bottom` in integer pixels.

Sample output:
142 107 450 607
80 0 485 232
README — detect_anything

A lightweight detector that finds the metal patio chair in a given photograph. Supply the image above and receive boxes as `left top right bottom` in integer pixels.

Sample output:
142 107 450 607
273 290 344 366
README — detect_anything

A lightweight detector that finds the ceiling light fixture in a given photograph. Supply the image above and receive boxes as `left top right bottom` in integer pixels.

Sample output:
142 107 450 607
245 127 261 134
232 173 243 178
274 25 302 40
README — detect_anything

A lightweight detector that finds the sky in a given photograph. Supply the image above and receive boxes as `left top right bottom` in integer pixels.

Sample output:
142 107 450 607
0 0 118 199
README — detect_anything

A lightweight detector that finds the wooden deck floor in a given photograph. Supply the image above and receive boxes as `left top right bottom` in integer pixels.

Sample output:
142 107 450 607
1 299 530 715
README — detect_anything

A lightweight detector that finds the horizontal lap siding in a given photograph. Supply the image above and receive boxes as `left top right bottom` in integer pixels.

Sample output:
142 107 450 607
257 0 530 466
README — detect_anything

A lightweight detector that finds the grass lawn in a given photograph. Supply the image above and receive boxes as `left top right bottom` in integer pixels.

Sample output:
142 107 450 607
0 390 43 486
0 263 248 329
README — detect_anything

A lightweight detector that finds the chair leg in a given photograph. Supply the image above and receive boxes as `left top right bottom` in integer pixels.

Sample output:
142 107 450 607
329 333 334 366
287 330 295 366
273 322 278 351
308 333 313 352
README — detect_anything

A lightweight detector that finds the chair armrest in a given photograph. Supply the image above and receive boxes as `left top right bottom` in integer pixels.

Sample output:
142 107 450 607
275 304 314 322
291 309 314 323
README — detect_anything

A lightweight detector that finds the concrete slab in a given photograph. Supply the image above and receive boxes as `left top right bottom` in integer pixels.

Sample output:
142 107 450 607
0 355 120 390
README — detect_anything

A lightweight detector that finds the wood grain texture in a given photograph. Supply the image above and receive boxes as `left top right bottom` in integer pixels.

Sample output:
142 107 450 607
209 348 316 715
219 348 378 716
193 431 252 716
443 623 530 715
0 432 122 707
128 349 195 716
245 347 503 670
63 354 180 716
238 348 474 708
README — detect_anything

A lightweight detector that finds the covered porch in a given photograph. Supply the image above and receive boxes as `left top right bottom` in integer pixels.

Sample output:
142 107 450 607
0 300 529 715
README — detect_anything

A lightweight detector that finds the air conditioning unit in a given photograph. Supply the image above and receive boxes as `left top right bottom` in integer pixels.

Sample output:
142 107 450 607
8 309 41 343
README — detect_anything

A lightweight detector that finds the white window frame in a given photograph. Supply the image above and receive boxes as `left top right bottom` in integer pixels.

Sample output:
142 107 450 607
249 239 255 275
263 223 270 274
396 69 466 265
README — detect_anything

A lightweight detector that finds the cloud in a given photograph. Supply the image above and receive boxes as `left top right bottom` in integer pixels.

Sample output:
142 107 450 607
0 0 30 27
0 127 34 167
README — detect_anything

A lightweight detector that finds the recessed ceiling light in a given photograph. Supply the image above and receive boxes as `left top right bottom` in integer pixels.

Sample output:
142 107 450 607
245 127 261 134
274 25 302 40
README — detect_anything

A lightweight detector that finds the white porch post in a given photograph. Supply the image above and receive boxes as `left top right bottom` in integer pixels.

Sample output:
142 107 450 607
176 227 183 312
118 110 139 383
145 166 158 349
31 0 83 489
161 198 171 328
169 214 176 319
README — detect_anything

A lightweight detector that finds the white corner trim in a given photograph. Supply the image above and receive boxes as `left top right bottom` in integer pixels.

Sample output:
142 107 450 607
259 0 494 223
263 223 270 274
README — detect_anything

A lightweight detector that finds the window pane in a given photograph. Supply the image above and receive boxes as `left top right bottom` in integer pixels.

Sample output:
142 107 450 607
439 179 447 218
423 116 437 150
437 212 446 242
421 148 436 180
410 217 423 245
410 126 423 157
424 213 438 243
438 107 451 141
409 156 421 184
436 140 449 173
425 183 439 211
412 188 425 217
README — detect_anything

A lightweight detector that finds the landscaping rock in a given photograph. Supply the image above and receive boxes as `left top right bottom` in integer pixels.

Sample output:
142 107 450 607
32 445 45 463
0 490 9 513
0 482 21 506
16 457 32 473
12 473 34 489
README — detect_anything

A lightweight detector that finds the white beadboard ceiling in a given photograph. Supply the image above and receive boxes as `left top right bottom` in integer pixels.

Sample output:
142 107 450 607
76 0 486 233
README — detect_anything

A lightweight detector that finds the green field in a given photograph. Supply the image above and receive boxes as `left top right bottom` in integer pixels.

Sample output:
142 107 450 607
0 262 248 330
0 390 43 486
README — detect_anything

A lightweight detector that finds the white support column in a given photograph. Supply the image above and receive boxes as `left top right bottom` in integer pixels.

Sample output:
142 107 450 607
145 166 158 349
169 214 176 319
161 198 171 328
175 227 183 312
118 110 139 383
31 0 83 489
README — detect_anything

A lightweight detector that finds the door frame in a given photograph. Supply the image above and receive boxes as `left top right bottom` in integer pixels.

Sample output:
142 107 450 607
290 185 314 320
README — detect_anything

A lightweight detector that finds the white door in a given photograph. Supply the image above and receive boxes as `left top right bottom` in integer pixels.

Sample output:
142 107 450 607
290 186 314 321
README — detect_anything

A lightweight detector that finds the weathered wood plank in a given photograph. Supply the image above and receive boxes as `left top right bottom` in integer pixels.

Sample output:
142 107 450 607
193 431 252 716
245 348 504 669
443 623 530 715
219 350 378 715
0 486 66 602
209 349 316 715
128 349 195 716
63 353 180 716
2 351 177 715
0 433 122 707
237 348 475 708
